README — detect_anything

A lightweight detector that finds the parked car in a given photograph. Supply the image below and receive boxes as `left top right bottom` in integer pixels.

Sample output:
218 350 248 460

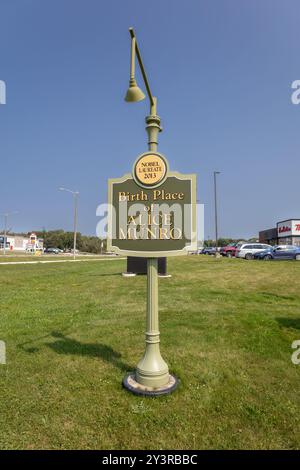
189 249 201 255
235 243 272 260
201 247 217 255
254 245 300 261
44 247 61 254
219 242 243 258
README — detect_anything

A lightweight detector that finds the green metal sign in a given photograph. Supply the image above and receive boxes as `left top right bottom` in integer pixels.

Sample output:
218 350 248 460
107 152 197 257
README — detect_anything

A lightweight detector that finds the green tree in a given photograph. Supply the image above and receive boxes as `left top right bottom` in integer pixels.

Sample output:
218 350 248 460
35 230 106 254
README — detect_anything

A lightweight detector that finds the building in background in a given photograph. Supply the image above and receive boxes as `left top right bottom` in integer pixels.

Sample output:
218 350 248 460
259 219 300 246
0 232 43 252
258 227 278 245
276 219 300 246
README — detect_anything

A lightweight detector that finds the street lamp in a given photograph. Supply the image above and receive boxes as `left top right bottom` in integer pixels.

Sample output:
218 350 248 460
124 27 161 132
123 28 177 394
59 187 79 260
213 171 220 257
124 33 145 103
0 211 18 255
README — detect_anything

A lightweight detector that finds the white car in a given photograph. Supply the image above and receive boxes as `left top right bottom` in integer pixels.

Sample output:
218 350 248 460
235 243 272 260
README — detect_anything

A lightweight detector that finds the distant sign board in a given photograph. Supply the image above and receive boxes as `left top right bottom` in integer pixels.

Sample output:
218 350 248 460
107 152 197 257
277 220 300 237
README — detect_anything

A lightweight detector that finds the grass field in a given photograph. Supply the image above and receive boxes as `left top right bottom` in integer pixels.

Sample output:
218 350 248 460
0 256 300 450
0 254 110 263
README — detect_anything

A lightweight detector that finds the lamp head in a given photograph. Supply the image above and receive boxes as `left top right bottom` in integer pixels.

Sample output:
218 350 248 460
125 78 145 103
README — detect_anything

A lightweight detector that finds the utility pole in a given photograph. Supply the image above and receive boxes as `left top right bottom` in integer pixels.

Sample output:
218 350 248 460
59 188 79 260
214 171 220 256
1 211 18 255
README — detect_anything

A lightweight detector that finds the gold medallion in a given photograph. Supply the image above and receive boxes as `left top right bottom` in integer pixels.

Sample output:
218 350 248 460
134 153 167 187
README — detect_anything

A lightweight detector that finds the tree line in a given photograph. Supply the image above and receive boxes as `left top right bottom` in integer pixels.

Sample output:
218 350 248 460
35 230 106 254
203 237 258 247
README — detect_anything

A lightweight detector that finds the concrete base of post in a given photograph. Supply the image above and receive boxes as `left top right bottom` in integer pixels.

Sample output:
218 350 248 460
123 373 179 396
122 272 137 277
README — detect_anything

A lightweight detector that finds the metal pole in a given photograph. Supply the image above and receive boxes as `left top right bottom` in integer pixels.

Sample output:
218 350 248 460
136 257 169 388
123 28 178 395
135 102 169 388
73 193 78 261
130 37 136 80
214 171 220 256
1 212 17 255
59 188 79 259
214 172 218 248
3 214 7 255
129 28 155 109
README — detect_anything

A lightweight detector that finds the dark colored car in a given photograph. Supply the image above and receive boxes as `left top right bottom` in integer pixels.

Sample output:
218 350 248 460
44 247 61 254
201 247 217 255
254 245 300 260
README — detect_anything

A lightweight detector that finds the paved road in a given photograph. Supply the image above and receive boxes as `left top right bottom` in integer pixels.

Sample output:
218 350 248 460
0 257 125 266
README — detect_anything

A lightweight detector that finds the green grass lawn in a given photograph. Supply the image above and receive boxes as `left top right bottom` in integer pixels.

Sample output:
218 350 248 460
0 254 110 263
0 256 300 449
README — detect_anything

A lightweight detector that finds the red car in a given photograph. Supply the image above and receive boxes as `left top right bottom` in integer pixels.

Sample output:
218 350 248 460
220 242 240 258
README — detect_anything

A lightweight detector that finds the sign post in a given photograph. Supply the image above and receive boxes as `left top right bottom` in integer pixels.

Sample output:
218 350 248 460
107 28 197 395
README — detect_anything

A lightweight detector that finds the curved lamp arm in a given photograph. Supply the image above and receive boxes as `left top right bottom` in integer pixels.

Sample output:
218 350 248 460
126 27 157 115
129 28 156 113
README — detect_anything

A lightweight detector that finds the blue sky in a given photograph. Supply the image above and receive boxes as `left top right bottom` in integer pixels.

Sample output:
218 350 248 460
0 0 299 239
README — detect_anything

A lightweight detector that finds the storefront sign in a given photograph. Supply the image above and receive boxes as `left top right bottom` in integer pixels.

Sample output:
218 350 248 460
277 220 300 237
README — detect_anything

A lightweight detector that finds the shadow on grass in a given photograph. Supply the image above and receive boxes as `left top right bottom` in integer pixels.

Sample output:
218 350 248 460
20 331 132 372
85 272 122 277
46 332 132 372
276 317 300 330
